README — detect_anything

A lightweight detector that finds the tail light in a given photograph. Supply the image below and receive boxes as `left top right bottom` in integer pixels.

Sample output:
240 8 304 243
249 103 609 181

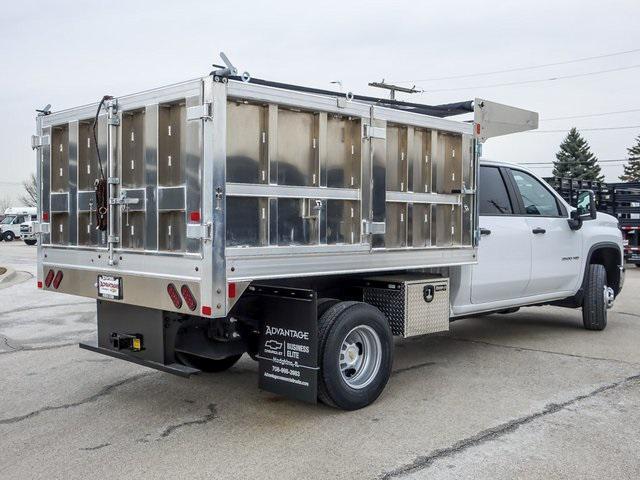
181 285 197 311
52 270 63 289
44 269 55 287
228 282 236 298
167 283 182 309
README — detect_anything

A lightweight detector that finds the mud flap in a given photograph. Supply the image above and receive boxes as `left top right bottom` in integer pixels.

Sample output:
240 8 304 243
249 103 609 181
248 285 318 403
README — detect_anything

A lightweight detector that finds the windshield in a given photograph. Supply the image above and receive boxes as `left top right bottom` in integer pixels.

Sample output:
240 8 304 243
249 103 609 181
1 216 16 225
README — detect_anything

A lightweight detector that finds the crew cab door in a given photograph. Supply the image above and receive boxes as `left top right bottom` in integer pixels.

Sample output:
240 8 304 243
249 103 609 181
471 166 532 303
507 168 582 295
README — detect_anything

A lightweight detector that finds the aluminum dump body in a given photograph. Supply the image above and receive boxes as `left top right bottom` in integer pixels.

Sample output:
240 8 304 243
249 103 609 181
34 75 535 318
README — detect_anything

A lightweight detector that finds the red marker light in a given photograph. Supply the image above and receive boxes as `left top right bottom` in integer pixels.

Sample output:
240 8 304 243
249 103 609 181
37 281 43 289
201 305 212 316
189 211 200 223
53 270 64 289
42 212 49 221
475 123 481 135
44 269 55 287
167 283 182 309
181 285 197 311
228 282 236 298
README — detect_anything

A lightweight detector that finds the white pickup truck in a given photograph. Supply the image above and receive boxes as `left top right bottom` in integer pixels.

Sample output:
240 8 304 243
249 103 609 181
34 72 624 410
452 160 623 330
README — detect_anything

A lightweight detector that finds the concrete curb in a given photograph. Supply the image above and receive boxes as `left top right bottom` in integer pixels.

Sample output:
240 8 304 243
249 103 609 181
0 266 17 285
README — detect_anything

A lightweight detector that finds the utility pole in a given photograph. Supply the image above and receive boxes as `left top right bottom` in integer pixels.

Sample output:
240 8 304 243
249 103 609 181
368 80 421 100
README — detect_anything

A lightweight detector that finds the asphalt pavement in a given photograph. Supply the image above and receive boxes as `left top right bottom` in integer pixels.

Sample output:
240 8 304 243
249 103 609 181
1 241 639 479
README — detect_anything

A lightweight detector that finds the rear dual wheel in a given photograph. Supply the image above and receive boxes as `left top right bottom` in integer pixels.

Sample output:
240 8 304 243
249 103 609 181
317 301 393 410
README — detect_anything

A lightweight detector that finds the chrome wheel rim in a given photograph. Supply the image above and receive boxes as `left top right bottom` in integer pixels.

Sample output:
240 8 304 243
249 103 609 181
604 286 615 309
338 325 382 389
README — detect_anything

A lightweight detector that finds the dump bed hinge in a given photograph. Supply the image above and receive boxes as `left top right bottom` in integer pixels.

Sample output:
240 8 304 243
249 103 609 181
186 103 212 121
186 222 213 241
31 134 50 150
32 222 50 235
363 125 386 140
362 220 386 235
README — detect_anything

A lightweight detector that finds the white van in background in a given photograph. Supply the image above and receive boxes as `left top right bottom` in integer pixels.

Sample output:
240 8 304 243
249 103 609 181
0 207 37 243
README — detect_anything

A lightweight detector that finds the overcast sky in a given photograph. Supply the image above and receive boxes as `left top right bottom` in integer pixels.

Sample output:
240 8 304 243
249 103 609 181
1 0 639 203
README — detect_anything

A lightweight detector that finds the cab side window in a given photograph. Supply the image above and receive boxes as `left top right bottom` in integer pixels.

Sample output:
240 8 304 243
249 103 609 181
479 166 513 215
511 170 561 216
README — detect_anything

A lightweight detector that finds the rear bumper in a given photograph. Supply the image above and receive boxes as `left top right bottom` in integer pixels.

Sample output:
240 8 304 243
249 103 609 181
80 340 199 377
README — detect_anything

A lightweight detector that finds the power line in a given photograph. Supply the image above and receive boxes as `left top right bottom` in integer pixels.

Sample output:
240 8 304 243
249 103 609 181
417 64 640 93
520 158 629 165
542 108 640 121
394 47 640 83
529 125 640 133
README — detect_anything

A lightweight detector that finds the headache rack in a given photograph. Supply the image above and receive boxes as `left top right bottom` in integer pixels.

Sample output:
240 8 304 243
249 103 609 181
33 68 538 318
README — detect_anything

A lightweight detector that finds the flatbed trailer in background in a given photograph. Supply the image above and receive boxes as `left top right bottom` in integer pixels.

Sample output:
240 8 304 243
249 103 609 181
545 177 640 265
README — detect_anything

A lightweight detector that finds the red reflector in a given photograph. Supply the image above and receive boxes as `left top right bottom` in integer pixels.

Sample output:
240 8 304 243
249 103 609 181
44 269 55 287
52 270 63 289
43 212 49 221
201 305 212 316
189 211 201 223
228 282 236 298
37 281 43 289
167 283 182 309
181 285 197 311
475 123 481 135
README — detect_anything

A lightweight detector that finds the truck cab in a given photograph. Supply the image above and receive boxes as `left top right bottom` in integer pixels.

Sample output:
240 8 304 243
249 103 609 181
451 160 624 324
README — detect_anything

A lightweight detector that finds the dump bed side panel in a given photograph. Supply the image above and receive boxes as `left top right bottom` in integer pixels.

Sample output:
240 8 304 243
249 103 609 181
223 80 477 281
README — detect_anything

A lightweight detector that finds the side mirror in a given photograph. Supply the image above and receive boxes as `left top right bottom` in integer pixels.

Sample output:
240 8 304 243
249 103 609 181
568 189 597 230
576 189 597 220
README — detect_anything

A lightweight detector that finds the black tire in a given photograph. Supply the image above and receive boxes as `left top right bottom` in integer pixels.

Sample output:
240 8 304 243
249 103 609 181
175 352 243 372
634 262 640 268
3 231 15 242
317 301 393 410
317 298 340 318
24 239 37 246
582 264 608 331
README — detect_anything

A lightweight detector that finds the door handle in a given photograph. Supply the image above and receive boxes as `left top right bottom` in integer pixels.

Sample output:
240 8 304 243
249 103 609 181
480 228 491 236
532 227 546 234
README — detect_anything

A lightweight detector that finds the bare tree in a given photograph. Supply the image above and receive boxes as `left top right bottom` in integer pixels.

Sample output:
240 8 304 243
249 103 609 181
0 195 12 214
20 173 37 207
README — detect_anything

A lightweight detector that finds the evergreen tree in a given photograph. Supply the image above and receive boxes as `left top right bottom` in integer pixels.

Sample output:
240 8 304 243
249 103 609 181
620 135 640 182
552 128 603 181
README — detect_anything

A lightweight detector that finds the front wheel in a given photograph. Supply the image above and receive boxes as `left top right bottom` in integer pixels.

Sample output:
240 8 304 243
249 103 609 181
582 264 610 331
317 301 393 410
3 231 15 242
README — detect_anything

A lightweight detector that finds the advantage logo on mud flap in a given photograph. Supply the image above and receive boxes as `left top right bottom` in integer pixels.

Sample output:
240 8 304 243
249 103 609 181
256 291 319 403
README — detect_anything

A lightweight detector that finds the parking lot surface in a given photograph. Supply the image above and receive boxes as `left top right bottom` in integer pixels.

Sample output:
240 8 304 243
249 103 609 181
1 241 639 479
